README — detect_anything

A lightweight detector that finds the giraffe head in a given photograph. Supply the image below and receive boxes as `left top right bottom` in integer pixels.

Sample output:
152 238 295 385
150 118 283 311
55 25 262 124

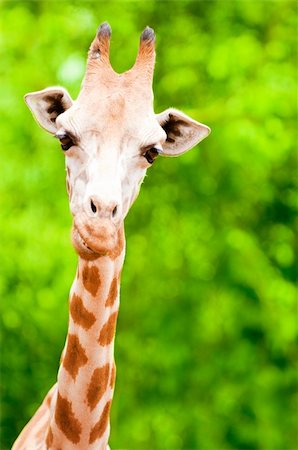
25 23 210 258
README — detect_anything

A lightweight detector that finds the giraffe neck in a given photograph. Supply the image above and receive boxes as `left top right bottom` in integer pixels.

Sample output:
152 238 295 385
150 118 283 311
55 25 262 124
47 227 125 450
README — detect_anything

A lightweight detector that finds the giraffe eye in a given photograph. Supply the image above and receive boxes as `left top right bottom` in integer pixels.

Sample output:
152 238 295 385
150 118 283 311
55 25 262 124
60 136 73 151
143 148 160 164
56 134 74 151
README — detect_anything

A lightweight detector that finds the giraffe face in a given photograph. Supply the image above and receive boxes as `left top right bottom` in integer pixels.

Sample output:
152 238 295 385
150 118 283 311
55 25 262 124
55 91 166 256
57 91 166 220
24 24 211 257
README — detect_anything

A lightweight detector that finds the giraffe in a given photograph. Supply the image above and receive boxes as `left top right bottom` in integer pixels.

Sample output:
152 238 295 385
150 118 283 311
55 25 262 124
12 23 210 450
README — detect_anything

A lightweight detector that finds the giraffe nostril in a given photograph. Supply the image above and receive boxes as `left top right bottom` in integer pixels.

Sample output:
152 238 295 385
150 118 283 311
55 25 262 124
112 206 118 218
90 199 97 214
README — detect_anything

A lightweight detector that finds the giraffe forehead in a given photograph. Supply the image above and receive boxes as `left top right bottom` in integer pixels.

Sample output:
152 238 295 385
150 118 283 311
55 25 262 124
80 91 127 122
79 71 153 106
60 85 158 143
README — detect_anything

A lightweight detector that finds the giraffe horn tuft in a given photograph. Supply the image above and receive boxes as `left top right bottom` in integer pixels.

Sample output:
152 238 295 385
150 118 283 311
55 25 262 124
140 26 155 43
97 22 112 39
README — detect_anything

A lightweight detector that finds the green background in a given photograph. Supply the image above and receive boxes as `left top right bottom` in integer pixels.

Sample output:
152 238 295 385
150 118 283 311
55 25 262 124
0 1 297 449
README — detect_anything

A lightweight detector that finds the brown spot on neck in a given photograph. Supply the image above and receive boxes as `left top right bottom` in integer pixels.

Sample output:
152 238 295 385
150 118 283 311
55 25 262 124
70 293 96 330
105 276 119 307
82 264 101 296
110 363 116 389
98 311 118 346
89 401 111 444
55 392 82 444
87 364 110 411
63 334 88 380
45 427 53 447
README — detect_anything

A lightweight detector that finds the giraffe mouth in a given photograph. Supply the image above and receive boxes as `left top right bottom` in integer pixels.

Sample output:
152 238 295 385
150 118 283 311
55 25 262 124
75 228 93 251
72 217 118 258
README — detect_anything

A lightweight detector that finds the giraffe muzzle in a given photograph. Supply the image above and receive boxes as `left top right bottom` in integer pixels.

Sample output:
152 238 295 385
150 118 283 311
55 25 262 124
72 214 118 258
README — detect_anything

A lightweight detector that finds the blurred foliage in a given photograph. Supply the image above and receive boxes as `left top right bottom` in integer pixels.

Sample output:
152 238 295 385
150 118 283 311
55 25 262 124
0 1 297 449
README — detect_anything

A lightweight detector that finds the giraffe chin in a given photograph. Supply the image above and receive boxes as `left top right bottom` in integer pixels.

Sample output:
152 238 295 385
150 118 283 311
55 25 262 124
72 218 118 260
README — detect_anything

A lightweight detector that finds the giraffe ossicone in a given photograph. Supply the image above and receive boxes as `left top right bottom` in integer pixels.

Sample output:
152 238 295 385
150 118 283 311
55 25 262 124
13 22 210 450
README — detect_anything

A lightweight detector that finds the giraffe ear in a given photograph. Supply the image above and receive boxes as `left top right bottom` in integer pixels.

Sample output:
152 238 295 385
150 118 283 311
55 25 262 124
24 87 73 134
156 108 211 156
